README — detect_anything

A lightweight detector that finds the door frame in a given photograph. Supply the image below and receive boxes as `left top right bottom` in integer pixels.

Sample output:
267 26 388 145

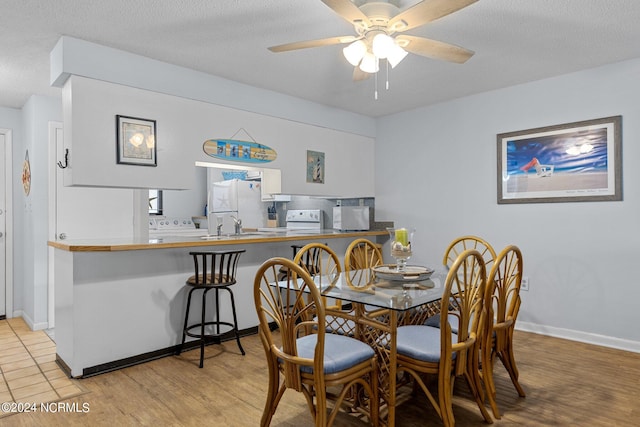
47 121 62 328
0 128 13 319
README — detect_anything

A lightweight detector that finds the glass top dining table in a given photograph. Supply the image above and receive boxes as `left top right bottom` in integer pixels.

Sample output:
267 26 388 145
312 266 446 311
279 266 448 426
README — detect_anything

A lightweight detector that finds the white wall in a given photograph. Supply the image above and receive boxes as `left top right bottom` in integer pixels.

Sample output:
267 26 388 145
376 58 640 351
63 75 375 197
51 36 376 139
21 96 62 329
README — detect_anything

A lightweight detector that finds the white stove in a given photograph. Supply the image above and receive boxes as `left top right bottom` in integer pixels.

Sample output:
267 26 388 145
256 209 324 233
284 209 323 229
149 217 208 237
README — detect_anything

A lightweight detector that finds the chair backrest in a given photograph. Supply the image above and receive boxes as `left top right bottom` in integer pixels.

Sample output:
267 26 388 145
188 250 245 285
254 257 326 391
484 245 523 352
440 249 487 376
291 243 325 276
443 235 496 271
344 238 382 289
294 243 342 302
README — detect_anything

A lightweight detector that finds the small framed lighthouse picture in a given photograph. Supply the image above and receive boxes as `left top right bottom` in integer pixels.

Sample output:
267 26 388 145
306 150 324 184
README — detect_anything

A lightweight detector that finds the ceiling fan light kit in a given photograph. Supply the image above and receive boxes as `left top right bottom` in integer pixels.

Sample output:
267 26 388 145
343 39 367 66
269 0 478 93
360 52 380 73
372 33 395 58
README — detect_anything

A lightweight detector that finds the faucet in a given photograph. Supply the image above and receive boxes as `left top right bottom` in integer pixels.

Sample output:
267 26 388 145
231 216 242 235
215 215 224 236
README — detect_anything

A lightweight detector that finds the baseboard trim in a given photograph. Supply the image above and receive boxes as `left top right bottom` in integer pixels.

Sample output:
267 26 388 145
57 326 259 379
56 354 73 378
53 321 640 378
516 321 640 354
16 312 49 332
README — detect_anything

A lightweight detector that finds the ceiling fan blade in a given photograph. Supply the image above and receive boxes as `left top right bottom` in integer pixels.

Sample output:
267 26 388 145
268 36 357 53
353 66 370 81
388 0 478 32
321 0 372 27
396 35 474 63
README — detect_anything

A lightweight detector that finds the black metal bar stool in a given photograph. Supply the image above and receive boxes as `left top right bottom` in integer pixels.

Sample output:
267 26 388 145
177 249 246 368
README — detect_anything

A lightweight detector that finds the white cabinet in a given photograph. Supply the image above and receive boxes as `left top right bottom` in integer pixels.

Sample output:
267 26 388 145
261 168 282 201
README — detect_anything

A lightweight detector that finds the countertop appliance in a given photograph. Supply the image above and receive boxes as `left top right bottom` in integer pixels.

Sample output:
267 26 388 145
332 206 370 231
207 175 264 235
149 217 208 238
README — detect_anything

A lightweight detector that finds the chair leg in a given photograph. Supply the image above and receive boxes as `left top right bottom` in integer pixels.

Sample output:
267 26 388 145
483 349 501 419
500 345 526 397
177 287 195 355
465 370 493 424
314 387 328 427
214 288 221 336
260 355 281 427
439 373 455 427
226 287 245 355
199 288 210 368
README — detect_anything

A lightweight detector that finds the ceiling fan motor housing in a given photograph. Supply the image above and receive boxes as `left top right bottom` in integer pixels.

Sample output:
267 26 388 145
357 1 401 33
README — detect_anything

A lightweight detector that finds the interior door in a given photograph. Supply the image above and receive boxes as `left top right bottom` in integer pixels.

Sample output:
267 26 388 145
0 133 6 317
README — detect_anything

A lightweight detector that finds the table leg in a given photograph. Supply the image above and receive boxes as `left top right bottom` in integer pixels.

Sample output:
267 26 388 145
357 306 398 427
387 310 397 427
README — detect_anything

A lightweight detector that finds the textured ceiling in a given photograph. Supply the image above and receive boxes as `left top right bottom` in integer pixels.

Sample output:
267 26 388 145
2 0 640 117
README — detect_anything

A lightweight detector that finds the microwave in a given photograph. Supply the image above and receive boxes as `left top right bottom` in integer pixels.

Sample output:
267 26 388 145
332 206 370 231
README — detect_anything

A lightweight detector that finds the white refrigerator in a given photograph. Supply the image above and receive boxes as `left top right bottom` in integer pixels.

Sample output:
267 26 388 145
207 178 265 235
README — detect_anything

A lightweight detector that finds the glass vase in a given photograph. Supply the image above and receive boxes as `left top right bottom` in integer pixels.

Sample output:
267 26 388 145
387 227 415 273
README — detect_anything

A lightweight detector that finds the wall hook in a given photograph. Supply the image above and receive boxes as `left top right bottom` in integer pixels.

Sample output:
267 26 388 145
57 149 69 169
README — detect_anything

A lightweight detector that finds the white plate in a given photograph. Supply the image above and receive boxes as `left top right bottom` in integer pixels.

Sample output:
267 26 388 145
372 265 434 281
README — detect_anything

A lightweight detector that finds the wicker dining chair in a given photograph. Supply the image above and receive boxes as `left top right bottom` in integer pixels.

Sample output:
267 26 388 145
254 257 379 427
278 243 327 281
443 235 497 270
344 238 383 289
426 236 496 332
482 244 526 419
294 243 342 309
395 249 493 426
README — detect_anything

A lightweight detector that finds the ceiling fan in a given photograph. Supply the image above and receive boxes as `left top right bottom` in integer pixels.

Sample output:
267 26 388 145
268 0 479 81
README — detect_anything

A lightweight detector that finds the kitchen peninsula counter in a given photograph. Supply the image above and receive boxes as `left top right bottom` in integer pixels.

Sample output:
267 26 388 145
48 229 387 252
50 229 388 377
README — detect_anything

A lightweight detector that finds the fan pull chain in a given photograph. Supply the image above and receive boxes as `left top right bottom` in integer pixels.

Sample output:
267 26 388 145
386 60 390 90
374 70 378 100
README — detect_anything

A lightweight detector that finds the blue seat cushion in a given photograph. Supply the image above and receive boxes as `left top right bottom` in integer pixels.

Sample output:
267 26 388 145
294 333 375 374
396 325 457 363
424 315 459 333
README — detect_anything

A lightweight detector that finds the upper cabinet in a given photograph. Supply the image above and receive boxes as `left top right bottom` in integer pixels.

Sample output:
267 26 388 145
261 168 281 201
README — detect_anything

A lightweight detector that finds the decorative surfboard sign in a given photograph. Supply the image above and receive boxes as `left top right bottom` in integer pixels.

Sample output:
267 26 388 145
203 139 277 163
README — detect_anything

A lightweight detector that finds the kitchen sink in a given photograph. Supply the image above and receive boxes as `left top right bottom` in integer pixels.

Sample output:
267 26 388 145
200 235 224 240
201 231 277 240
239 231 277 237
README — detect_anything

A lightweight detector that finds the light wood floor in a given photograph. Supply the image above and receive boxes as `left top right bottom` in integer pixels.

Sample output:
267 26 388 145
2 328 640 426
0 318 86 416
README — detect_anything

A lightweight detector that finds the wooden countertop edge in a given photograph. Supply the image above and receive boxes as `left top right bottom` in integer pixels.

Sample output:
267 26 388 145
48 230 388 252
